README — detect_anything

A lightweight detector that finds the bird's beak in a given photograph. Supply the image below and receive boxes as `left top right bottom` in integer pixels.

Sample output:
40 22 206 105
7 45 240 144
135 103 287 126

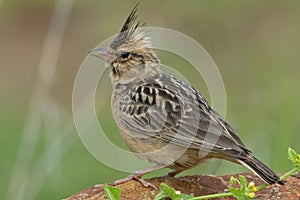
88 47 114 63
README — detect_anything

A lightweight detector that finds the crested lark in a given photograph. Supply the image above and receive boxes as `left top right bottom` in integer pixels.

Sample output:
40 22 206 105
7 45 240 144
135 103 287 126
89 4 283 187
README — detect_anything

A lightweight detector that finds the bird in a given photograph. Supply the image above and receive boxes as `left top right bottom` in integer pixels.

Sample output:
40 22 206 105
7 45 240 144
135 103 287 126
89 4 283 188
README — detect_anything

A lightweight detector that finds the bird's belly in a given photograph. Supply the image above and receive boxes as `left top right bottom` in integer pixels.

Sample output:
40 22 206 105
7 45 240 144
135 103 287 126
120 130 205 170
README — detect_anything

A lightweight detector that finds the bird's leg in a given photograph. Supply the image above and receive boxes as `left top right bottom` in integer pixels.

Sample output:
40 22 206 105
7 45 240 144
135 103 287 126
113 164 168 189
166 169 183 178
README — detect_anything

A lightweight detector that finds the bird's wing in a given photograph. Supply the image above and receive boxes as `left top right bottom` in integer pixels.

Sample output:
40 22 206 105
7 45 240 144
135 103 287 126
119 74 249 156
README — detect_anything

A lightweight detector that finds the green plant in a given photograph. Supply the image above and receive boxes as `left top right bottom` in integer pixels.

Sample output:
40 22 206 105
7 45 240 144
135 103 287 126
103 184 121 200
155 175 255 200
154 183 194 200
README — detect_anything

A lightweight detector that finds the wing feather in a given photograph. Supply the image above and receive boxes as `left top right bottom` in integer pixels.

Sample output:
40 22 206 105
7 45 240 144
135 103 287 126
118 74 248 156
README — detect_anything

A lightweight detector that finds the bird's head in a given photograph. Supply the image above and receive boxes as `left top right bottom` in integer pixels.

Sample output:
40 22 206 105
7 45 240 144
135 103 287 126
89 4 160 83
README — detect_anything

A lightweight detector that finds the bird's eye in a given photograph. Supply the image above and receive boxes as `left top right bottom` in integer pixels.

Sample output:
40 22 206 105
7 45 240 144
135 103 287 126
120 51 131 59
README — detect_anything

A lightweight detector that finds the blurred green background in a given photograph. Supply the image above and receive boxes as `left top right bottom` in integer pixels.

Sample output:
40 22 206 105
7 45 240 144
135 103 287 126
1 0 300 199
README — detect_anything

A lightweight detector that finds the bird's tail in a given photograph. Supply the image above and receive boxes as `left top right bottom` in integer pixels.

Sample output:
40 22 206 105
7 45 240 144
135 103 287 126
239 155 284 185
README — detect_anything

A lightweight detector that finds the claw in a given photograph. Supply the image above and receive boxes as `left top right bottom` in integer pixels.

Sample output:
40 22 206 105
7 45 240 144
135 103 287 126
113 173 157 190
113 165 168 190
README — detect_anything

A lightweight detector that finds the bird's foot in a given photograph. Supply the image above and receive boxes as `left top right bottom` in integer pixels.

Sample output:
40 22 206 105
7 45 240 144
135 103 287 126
113 173 157 190
113 165 168 190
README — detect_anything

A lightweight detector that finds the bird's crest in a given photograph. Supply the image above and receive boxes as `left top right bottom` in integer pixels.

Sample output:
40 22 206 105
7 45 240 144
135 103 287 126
110 3 150 49
120 3 140 36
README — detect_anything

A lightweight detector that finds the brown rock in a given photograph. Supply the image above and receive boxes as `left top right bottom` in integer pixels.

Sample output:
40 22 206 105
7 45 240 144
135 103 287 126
64 172 300 200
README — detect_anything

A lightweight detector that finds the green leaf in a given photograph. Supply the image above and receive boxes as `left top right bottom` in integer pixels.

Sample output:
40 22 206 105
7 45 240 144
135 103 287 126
154 189 169 200
288 147 300 168
228 187 244 199
239 175 247 190
155 183 194 200
288 147 298 162
229 176 238 184
229 186 253 200
160 183 178 199
228 176 254 200
103 185 121 200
